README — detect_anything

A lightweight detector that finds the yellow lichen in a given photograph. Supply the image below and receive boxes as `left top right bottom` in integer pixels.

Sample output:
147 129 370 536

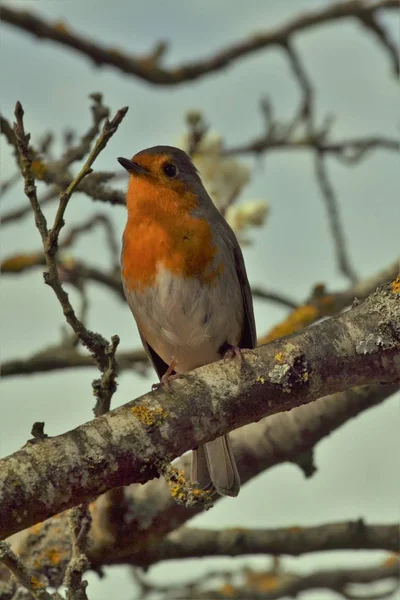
29 522 44 535
246 571 279 592
164 465 213 507
30 576 43 590
391 276 400 294
1 252 44 273
274 352 285 364
287 526 302 533
131 404 169 427
47 548 63 565
300 372 309 383
383 554 399 566
166 468 188 501
256 375 265 384
220 583 237 597
318 294 335 312
227 527 248 534
260 304 319 344
31 160 47 180
54 21 69 34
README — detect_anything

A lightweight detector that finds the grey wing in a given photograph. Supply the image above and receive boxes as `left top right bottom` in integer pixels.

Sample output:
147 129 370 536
211 206 257 350
233 242 257 349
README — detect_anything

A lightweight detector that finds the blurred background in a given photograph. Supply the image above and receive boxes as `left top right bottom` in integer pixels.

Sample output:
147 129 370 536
1 1 399 599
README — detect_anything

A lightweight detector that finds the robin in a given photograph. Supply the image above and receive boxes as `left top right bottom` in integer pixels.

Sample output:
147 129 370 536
118 146 256 497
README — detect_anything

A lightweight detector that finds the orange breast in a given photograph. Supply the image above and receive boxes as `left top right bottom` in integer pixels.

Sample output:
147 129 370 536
121 178 223 292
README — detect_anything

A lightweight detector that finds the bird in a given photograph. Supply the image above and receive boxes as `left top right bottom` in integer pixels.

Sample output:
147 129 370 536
118 145 256 497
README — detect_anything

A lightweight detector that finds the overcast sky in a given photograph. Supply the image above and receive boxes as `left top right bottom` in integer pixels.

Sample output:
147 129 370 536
1 1 399 599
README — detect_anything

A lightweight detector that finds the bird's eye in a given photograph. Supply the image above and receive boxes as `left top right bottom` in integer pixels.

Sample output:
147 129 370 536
163 163 177 178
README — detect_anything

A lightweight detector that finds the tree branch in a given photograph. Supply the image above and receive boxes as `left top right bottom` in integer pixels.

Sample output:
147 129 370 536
7 382 397 583
314 151 358 283
166 561 399 600
12 101 128 413
0 345 147 378
0 541 59 600
223 131 400 159
260 259 400 344
0 279 399 540
146 521 399 563
1 0 397 85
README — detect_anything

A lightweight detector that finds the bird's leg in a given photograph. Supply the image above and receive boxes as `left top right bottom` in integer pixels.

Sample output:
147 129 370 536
220 342 244 362
152 359 178 391
222 344 242 360
161 359 177 383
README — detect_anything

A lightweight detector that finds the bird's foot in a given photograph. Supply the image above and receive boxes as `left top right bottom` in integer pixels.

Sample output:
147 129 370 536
152 360 178 391
221 343 244 361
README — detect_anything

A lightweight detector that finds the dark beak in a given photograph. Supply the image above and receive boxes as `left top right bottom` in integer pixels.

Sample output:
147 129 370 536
117 157 148 175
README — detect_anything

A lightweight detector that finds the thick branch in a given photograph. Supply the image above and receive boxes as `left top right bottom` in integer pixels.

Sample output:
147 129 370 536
1 0 397 85
9 383 398 581
0 280 399 539
148 521 399 563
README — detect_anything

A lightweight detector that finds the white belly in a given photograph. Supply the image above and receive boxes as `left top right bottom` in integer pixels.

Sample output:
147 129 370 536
124 264 243 373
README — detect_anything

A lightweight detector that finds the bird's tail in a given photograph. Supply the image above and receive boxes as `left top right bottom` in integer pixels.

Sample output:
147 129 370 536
191 434 240 497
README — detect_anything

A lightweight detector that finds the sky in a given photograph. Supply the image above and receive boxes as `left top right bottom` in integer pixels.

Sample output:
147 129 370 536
1 1 399 599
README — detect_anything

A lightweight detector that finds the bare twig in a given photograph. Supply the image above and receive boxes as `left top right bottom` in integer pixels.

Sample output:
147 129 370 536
0 171 20 197
92 334 120 417
251 286 298 309
1 344 147 378
282 39 313 126
314 151 358 283
59 93 110 166
48 108 127 245
1 111 126 209
223 130 400 159
1 186 59 225
358 5 400 76
61 213 120 268
1 0 398 85
0 541 58 600
63 505 91 600
12 101 127 411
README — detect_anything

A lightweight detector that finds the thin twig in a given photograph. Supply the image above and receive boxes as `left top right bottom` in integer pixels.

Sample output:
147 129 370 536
314 151 358 283
0 541 57 600
63 505 92 600
358 7 400 76
223 127 400 158
61 213 120 268
92 334 120 417
251 286 299 309
12 101 126 410
282 39 313 125
59 93 110 166
1 344 147 378
1 186 59 225
0 171 20 197
48 107 127 246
